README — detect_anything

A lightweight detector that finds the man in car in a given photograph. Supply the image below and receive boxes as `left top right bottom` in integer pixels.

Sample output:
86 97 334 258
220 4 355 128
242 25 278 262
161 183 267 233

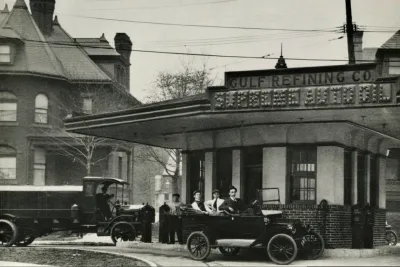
205 189 225 214
96 185 114 220
191 190 208 214
220 186 243 214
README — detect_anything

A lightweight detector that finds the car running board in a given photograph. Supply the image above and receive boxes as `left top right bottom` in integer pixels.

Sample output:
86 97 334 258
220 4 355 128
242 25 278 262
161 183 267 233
215 239 256 248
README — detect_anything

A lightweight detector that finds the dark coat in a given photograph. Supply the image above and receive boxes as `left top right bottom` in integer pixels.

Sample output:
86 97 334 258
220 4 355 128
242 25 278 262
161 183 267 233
220 197 243 213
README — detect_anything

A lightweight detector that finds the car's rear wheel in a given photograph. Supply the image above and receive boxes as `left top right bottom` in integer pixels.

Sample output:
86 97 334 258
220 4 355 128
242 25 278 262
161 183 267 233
0 219 19 247
267 233 298 265
386 230 398 246
110 222 136 244
218 246 240 256
186 231 211 261
300 230 325 260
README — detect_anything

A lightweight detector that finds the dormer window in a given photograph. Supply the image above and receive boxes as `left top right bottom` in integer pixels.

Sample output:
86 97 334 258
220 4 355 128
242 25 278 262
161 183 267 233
0 45 11 63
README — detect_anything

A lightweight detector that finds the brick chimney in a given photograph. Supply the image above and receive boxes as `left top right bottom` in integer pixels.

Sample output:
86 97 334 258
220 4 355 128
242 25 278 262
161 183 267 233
114 33 132 65
353 31 364 63
30 0 55 36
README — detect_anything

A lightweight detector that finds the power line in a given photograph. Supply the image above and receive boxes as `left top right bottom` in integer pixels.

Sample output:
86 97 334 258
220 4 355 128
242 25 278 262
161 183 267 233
88 0 236 11
21 37 383 63
55 13 339 33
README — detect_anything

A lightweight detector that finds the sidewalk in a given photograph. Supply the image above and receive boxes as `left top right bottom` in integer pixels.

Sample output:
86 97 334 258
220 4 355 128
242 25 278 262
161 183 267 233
0 262 52 267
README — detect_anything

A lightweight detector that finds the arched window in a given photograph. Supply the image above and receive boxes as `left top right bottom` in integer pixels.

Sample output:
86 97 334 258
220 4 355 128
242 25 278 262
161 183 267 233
0 145 16 180
0 91 17 122
35 94 48 124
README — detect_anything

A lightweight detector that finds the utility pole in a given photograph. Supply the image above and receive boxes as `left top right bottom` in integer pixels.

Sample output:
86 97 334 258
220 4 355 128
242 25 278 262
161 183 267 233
345 0 355 64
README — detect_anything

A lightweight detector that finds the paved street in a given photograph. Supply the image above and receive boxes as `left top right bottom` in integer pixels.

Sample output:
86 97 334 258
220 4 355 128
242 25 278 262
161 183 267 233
38 245 400 267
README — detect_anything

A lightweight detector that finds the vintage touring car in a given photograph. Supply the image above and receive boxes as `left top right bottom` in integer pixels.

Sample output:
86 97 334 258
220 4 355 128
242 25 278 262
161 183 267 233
180 188 324 265
0 176 154 247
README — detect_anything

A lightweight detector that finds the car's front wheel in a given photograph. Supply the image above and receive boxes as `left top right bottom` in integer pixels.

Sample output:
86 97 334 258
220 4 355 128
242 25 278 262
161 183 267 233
267 233 298 265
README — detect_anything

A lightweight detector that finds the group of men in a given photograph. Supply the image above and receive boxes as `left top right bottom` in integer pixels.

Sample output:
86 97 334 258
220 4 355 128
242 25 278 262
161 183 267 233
191 185 243 215
165 185 244 244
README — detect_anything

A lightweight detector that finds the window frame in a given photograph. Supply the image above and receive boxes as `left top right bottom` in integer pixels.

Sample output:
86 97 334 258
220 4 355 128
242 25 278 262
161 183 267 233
0 44 12 64
344 149 353 206
0 145 17 180
287 146 317 204
34 93 49 124
0 91 17 122
33 148 46 186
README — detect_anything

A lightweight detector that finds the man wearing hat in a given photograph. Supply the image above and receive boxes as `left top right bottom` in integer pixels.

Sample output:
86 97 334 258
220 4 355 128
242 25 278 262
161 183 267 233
191 190 208 214
220 185 243 214
205 189 225 214
168 193 184 244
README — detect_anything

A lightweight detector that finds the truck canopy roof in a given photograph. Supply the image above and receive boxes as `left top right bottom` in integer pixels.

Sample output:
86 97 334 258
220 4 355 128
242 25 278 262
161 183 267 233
0 185 83 192
83 176 129 185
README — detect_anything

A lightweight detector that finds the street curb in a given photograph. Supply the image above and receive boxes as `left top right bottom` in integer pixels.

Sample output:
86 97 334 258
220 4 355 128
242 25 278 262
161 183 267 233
41 247 157 267
117 241 400 259
76 248 158 267
34 241 114 246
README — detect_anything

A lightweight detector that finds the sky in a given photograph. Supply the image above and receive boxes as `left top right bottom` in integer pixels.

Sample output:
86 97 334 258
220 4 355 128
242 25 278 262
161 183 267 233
2 0 400 102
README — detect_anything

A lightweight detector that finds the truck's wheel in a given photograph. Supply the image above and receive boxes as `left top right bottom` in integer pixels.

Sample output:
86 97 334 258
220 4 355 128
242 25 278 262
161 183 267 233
16 235 36 247
0 219 18 247
110 222 136 244
267 234 298 265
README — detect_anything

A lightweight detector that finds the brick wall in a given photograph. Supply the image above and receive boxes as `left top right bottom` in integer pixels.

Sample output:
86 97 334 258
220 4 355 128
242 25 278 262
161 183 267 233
263 204 352 248
387 212 400 235
374 209 387 247
263 204 386 249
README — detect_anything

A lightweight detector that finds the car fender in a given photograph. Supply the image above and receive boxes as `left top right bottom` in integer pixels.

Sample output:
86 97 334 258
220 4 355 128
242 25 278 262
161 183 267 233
251 225 292 246
0 213 18 222
104 215 137 232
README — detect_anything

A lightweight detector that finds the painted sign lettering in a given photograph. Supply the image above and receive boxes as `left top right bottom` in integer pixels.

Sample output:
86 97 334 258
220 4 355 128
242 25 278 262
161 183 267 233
212 83 393 111
226 70 375 89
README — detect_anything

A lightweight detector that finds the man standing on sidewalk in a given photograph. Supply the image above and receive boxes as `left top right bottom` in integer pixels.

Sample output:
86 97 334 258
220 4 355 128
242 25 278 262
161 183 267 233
168 193 184 244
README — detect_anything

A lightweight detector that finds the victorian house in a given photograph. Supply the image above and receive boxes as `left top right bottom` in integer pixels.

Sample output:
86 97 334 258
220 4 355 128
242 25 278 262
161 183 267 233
0 0 142 202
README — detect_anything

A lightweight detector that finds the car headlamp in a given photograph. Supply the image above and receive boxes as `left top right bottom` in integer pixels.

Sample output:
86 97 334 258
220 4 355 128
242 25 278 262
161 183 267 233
287 224 296 234
263 217 270 224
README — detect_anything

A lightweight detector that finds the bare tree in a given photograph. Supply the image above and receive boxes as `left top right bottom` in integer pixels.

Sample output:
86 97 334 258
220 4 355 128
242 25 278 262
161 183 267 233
143 58 216 194
36 83 137 176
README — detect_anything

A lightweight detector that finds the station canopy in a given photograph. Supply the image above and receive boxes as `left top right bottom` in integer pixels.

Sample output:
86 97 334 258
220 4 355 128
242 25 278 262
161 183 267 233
65 63 400 150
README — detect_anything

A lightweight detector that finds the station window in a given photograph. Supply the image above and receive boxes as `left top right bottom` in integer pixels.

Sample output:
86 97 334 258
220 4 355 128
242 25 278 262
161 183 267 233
216 149 233 198
288 147 317 203
370 155 379 207
0 91 17 122
0 145 17 180
243 147 263 203
344 150 353 205
357 153 367 204
188 151 205 202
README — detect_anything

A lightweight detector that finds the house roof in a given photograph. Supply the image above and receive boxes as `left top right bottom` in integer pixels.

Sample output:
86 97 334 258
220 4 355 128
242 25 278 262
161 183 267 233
381 30 400 49
0 0 67 79
0 2 119 83
45 21 112 82
75 35 121 57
